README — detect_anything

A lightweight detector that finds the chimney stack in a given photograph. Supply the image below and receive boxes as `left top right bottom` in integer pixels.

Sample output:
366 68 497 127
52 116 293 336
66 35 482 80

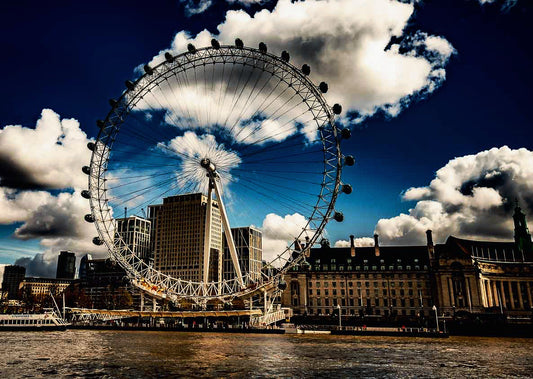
374 234 380 257
305 236 311 257
350 235 355 257
426 230 435 260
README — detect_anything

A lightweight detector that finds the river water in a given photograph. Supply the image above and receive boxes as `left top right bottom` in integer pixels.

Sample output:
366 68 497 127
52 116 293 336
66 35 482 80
1 331 532 378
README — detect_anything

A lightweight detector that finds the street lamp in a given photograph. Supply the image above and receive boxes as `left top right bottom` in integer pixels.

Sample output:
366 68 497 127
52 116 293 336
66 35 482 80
337 304 342 329
432 305 439 332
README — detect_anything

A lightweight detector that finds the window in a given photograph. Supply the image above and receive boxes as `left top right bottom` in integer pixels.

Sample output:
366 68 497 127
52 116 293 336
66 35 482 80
332 282 337 288
365 282 370 287
317 289 321 296
372 266 377 270
333 289 337 296
309 289 313 295
325 289 329 296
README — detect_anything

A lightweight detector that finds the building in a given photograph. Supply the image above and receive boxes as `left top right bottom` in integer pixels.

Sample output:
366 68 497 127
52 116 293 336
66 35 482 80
282 204 533 320
1 265 26 300
78 254 93 281
223 227 263 282
22 277 73 298
149 193 223 283
283 236 434 318
56 251 76 279
78 258 135 309
114 216 152 262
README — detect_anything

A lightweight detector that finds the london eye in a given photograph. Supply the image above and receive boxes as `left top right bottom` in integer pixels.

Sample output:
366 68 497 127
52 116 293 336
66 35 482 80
81 39 352 307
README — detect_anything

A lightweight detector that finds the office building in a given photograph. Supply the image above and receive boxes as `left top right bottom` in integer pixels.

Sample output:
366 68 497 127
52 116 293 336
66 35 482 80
149 193 223 282
1 265 26 300
223 226 263 282
56 251 76 279
115 216 152 262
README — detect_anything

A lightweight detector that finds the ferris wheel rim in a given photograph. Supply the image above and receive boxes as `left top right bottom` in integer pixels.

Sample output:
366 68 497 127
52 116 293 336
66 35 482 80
87 42 343 302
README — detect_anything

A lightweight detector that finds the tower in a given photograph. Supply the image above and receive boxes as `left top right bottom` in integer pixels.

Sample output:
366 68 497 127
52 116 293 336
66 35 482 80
56 251 76 279
513 201 533 255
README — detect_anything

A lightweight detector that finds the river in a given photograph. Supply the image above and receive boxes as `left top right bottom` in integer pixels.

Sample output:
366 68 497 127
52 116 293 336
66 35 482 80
1 331 532 378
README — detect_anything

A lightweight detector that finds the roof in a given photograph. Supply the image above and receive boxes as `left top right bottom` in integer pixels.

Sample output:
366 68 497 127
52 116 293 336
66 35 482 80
304 244 430 268
444 236 531 262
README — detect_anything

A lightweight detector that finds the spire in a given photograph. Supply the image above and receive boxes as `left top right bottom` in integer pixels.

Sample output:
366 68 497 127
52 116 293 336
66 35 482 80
513 200 533 255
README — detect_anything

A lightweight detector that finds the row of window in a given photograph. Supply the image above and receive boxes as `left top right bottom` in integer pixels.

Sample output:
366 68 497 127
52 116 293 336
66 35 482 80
308 288 425 297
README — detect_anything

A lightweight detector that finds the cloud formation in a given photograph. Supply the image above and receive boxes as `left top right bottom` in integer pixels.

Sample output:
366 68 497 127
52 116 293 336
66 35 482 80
0 110 105 276
375 146 533 245
0 109 92 190
147 0 454 122
334 237 374 248
260 212 310 262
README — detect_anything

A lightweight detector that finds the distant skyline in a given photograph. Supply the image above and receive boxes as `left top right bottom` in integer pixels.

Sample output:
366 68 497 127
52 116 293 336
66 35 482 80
0 0 531 276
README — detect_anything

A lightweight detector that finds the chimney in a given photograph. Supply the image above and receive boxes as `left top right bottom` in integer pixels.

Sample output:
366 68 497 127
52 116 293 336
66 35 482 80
426 230 435 260
350 235 355 257
294 238 302 251
374 234 380 257
305 236 311 257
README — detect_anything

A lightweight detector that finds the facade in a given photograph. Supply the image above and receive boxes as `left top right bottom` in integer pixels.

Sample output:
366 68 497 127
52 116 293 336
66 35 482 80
56 251 76 279
283 237 434 318
22 277 73 297
78 254 93 281
223 226 263 282
283 205 533 320
114 216 152 262
149 193 223 283
1 265 26 300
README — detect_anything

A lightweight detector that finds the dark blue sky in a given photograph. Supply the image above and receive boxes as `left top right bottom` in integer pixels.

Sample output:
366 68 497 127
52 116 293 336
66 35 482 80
0 0 531 264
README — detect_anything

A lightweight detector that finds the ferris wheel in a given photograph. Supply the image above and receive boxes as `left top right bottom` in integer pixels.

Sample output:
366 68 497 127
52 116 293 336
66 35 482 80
81 39 353 305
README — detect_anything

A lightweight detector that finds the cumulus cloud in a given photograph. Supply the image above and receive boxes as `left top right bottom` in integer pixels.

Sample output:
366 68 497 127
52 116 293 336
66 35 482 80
375 146 533 245
0 110 106 277
0 109 92 190
146 0 455 123
334 237 374 248
180 0 213 17
260 212 311 262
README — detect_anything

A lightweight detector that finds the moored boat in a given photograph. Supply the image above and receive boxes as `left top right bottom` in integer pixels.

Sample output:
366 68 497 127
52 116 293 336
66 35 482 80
0 310 69 331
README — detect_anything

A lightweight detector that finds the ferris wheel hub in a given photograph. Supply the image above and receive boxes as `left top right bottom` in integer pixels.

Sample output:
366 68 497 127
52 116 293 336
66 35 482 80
200 157 217 173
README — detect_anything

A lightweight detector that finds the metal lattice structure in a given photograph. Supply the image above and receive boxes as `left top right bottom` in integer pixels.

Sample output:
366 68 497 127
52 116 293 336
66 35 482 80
83 40 348 305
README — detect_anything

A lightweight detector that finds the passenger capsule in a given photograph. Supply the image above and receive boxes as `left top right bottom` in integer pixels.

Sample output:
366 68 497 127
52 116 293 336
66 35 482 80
82 166 91 175
165 52 174 63
301 64 311 76
341 128 351 139
187 43 197 54
125 80 135 91
211 39 220 49
81 190 91 199
92 237 104 246
344 155 355 166
278 280 287 291
109 99 118 107
342 184 353 195
332 103 342 115
144 64 153 75
258 42 267 53
333 211 344 222
84 214 95 223
87 142 96 151
235 38 244 48
96 120 105 129
319 82 328 93
281 51 290 62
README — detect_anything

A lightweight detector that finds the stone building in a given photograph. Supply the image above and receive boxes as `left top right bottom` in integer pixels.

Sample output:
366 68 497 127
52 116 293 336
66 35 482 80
282 204 533 320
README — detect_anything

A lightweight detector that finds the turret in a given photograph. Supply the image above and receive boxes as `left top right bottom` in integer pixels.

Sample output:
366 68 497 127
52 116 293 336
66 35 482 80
514 200 533 255
426 229 436 262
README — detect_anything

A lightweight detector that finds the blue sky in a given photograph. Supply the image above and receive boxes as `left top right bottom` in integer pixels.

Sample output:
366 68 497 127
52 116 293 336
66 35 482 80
0 0 532 276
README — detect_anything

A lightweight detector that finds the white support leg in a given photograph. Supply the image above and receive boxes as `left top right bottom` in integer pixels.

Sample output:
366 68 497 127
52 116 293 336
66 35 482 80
203 181 213 287
211 176 244 288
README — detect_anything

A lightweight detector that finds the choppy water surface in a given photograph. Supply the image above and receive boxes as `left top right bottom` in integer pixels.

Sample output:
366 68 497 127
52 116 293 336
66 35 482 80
1 331 532 378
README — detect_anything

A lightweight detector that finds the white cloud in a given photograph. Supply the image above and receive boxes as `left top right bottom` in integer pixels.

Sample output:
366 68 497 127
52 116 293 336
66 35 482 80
0 109 91 190
180 0 213 17
334 237 374 247
145 0 455 124
375 146 533 245
260 212 311 262
0 110 105 276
